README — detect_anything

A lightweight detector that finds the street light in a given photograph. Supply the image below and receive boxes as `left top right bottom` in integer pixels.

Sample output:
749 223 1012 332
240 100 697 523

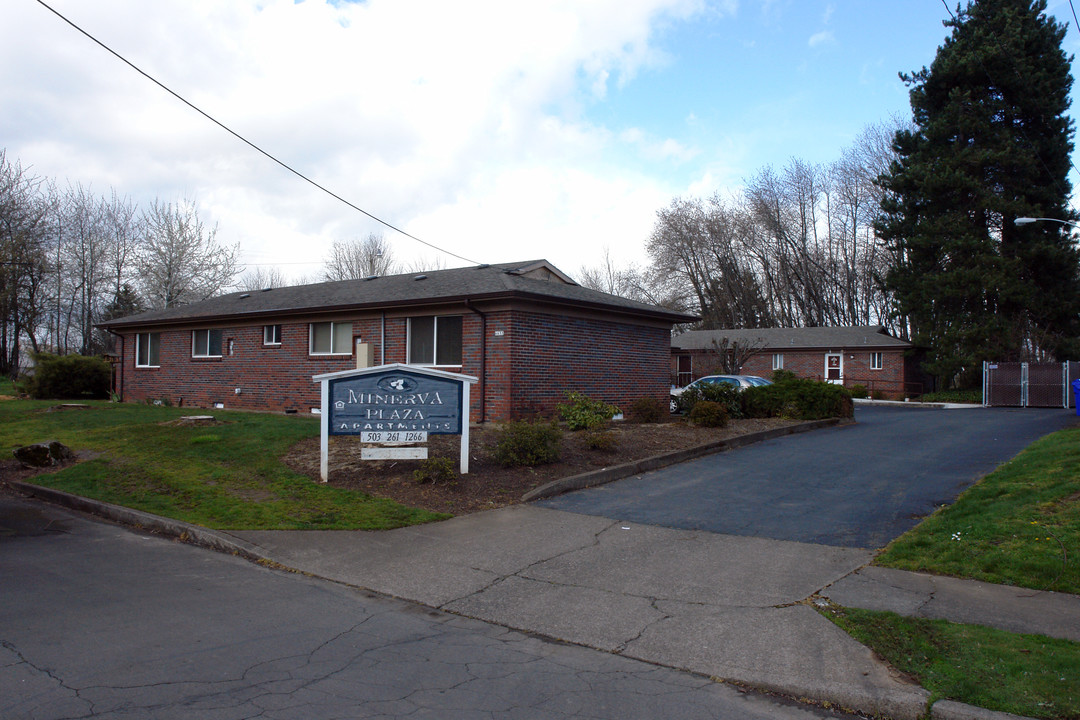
1014 216 1080 228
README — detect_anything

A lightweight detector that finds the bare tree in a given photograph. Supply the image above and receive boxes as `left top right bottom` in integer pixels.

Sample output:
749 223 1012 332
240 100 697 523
402 254 447 274
56 183 114 354
104 191 141 306
136 199 239 309
238 265 290 291
323 233 395 281
576 247 651 301
645 122 902 333
710 336 767 375
646 195 772 328
0 150 51 377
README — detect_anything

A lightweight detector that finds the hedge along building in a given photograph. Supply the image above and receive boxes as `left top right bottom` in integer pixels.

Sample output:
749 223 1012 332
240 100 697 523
98 260 695 422
671 326 913 398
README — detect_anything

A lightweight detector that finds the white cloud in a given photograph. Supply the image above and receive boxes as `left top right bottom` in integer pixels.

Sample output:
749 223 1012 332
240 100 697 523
808 30 835 48
0 0 706 278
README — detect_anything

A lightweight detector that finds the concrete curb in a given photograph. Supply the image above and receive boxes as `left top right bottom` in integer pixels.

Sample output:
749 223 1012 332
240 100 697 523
853 398 983 410
521 417 851 502
930 699 1037 720
8 480 272 565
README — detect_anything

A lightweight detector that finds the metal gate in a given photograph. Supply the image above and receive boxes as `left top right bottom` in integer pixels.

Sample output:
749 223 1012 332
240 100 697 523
983 361 1069 408
1071 361 1080 409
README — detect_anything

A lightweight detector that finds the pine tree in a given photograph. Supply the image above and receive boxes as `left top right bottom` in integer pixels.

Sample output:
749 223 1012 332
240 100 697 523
877 0 1080 388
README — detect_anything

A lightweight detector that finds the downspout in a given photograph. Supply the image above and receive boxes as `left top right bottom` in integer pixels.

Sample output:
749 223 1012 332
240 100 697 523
105 328 124 402
380 312 386 365
464 299 487 423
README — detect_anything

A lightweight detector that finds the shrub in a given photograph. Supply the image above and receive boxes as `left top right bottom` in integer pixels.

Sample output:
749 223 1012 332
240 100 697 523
871 389 886 400
849 384 868 399
742 378 853 420
492 421 562 466
584 429 619 451
771 369 799 384
413 457 457 484
689 400 728 427
676 382 743 418
626 396 666 423
741 385 785 418
19 352 111 400
558 391 619 431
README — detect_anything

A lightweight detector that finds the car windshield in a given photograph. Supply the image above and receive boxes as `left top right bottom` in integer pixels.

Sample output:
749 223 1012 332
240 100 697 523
745 377 771 386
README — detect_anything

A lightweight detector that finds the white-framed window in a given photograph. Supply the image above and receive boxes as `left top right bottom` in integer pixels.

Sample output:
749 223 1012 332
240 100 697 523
870 351 884 370
772 353 784 371
309 321 352 355
408 315 462 366
263 324 282 346
136 332 160 368
192 329 223 358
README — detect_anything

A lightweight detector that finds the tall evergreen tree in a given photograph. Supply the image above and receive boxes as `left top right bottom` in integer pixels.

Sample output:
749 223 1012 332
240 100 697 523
877 0 1080 387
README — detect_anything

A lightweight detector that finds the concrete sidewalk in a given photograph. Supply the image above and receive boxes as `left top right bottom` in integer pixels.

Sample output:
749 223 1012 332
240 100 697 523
222 504 1078 720
14 481 1076 720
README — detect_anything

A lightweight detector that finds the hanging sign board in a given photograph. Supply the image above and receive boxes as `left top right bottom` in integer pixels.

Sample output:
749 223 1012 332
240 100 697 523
313 364 477 481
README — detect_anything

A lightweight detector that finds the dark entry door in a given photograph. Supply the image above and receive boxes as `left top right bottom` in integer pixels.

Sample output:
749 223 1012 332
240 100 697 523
676 355 692 387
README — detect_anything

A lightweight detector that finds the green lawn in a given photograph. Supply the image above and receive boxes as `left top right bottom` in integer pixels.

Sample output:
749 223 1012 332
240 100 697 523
875 426 1080 594
824 606 1080 720
822 424 1080 719
0 397 449 530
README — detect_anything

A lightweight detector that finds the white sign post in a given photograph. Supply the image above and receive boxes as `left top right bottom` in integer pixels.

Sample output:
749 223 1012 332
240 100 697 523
313 363 476 482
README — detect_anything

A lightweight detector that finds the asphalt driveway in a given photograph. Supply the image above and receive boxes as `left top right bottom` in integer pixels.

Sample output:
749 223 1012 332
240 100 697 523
536 405 1076 549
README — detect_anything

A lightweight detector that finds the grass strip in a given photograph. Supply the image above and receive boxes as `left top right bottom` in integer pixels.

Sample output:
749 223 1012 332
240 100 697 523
0 398 449 530
917 389 982 404
875 426 1080 594
822 605 1080 720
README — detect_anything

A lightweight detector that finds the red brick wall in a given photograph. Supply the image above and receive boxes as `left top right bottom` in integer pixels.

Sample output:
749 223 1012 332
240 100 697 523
507 310 671 419
119 321 374 412
672 348 907 399
115 308 673 421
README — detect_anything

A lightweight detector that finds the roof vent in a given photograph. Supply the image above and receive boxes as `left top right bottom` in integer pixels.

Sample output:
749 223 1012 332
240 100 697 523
477 263 490 269
363 275 379 281
261 287 272 292
239 293 251 299
414 274 428 281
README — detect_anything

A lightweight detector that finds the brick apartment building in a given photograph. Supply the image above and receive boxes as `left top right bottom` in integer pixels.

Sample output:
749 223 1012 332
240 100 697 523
671 326 913 398
99 260 695 422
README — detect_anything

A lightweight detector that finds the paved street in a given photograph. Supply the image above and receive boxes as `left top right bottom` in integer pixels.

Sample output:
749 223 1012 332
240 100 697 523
0 497 862 720
538 405 1076 547
6 403 1076 719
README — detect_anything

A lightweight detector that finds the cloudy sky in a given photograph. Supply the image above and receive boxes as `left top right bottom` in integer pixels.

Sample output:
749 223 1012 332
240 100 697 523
4 0 1080 282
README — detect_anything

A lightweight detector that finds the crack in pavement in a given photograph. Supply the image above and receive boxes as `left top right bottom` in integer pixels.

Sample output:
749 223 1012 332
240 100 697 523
440 518 622 609
1 639 96 717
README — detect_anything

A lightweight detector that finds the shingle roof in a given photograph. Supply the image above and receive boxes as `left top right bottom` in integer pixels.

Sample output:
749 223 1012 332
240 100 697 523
671 326 911 351
99 260 696 329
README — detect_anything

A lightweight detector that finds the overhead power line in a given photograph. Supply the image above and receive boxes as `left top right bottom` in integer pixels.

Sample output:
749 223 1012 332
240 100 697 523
34 0 481 266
